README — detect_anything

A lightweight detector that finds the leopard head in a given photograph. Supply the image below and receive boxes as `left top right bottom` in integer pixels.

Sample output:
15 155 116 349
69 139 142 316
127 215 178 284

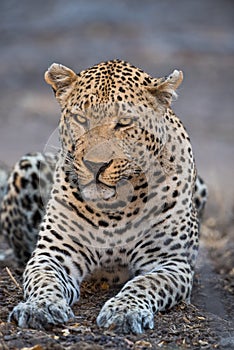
45 60 183 203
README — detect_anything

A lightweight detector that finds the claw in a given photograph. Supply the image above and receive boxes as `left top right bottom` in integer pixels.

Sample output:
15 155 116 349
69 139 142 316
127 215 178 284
97 298 154 334
8 300 73 329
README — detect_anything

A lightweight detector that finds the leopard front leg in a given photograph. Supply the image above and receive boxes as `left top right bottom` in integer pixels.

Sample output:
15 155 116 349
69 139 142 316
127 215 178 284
9 252 80 329
97 259 193 334
8 225 98 330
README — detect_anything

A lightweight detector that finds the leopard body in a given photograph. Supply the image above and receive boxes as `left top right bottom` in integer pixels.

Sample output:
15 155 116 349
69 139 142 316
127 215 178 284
0 59 207 333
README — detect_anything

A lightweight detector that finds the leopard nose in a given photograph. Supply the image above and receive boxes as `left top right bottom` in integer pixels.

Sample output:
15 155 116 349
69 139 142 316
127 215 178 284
83 159 109 175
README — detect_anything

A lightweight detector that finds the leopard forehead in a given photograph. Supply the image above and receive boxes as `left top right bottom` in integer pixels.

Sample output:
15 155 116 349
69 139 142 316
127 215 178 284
65 61 158 118
77 59 152 97
45 59 183 114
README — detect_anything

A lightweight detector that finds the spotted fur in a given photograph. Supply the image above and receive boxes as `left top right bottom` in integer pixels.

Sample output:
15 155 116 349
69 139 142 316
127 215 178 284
1 60 207 333
1 153 55 263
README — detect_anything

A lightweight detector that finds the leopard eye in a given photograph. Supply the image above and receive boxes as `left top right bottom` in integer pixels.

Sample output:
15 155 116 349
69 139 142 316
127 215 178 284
115 118 133 129
71 113 88 125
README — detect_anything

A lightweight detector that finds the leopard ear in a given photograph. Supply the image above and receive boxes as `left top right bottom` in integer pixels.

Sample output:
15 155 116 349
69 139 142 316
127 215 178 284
44 63 77 104
147 70 183 106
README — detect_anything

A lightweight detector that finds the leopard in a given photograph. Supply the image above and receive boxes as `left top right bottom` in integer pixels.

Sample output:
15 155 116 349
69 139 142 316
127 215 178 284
1 59 207 334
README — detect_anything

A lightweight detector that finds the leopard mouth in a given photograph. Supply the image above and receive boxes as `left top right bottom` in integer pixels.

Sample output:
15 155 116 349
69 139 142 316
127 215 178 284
80 180 116 202
79 158 135 202
79 160 116 200
78 160 136 212
96 181 117 200
79 159 117 200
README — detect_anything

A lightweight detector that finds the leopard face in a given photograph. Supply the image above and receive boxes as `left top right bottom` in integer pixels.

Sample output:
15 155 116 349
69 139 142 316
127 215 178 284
45 60 184 241
60 102 166 203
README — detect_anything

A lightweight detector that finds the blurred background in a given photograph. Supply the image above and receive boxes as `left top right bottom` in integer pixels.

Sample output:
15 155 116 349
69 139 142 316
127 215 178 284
0 0 233 223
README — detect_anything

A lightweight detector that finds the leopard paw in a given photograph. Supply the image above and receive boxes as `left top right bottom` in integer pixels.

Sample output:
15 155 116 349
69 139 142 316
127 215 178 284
9 300 74 329
97 296 154 334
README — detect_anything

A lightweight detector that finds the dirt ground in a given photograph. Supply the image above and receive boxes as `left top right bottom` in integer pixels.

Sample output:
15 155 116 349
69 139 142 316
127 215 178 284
0 1 234 349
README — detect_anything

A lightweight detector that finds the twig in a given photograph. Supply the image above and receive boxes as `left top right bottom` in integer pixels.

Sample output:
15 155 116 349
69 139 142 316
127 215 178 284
5 267 22 291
